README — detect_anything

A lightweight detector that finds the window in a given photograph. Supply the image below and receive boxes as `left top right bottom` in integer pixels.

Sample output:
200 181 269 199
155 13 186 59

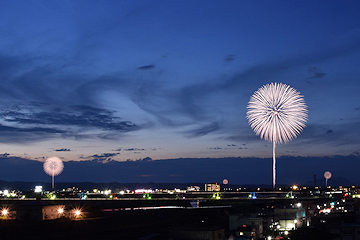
343 229 353 236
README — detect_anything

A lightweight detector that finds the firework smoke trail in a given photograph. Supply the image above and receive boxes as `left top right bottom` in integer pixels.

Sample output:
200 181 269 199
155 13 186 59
247 83 308 189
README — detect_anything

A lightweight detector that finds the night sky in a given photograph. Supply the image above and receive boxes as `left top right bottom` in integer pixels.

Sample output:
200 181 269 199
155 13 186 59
0 1 359 186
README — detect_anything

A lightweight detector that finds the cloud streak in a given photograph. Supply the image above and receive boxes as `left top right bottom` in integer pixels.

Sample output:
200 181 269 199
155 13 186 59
54 148 71 152
137 64 155 70
0 103 139 143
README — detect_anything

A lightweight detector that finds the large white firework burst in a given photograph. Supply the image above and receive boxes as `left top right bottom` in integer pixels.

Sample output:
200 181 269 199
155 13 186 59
247 82 308 188
43 157 64 189
247 82 308 143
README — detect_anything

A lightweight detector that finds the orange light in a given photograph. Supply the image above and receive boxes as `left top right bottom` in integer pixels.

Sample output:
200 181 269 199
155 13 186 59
1 209 8 216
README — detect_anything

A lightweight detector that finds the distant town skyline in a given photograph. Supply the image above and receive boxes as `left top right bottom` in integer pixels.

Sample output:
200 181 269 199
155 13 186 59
0 155 359 186
0 1 359 184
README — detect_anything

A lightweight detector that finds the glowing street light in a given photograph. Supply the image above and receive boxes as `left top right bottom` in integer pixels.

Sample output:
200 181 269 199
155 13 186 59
72 208 82 219
1 208 9 217
57 208 64 214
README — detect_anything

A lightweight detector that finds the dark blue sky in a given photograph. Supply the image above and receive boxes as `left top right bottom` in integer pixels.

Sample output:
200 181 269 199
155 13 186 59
0 1 359 185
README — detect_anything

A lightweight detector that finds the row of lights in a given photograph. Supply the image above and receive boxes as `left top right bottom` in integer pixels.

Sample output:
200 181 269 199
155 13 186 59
0 207 82 218
58 207 82 218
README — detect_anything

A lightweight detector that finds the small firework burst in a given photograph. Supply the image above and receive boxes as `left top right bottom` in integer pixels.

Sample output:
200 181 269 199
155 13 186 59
43 157 64 189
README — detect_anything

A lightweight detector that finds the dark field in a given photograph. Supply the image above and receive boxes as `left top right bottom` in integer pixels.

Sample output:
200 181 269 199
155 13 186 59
0 208 229 240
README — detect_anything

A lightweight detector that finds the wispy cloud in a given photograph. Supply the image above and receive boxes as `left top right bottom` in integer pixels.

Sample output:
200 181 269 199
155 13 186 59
137 64 155 70
54 148 71 152
0 124 65 143
224 54 236 62
85 153 120 163
3 32 357 139
290 119 360 155
113 148 158 152
307 66 325 79
0 103 139 143
184 122 220 138
2 103 138 130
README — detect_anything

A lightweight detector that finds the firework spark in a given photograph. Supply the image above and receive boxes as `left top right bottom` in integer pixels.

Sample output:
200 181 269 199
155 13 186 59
247 82 308 188
43 157 64 189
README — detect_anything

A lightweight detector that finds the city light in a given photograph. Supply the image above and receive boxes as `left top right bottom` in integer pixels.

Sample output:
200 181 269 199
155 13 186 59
0 183 355 240
212 192 221 200
135 189 153 194
46 192 57 200
0 183 355 234
142 193 152 200
103 190 111 195
34 186 43 193
248 192 257 199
